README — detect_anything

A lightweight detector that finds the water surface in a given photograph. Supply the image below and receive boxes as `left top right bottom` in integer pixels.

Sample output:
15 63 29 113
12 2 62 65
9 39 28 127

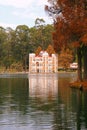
0 73 87 130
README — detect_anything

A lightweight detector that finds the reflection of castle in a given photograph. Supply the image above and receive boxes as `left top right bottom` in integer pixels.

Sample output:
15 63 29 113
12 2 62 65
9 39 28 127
29 74 58 100
29 51 58 73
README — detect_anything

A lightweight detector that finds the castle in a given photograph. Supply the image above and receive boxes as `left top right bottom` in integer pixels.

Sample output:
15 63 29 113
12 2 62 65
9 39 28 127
29 51 58 73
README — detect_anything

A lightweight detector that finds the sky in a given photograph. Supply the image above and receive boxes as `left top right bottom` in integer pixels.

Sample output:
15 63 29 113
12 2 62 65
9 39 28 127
0 0 53 29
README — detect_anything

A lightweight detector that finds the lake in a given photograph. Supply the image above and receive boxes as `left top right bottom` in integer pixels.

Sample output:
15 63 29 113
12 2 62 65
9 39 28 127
0 73 87 130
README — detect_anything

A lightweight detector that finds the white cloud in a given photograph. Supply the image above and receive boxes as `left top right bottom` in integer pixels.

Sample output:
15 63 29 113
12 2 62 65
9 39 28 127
0 0 53 29
0 0 49 8
0 0 34 8
36 0 48 6
0 22 16 29
12 1 45 19
13 10 37 21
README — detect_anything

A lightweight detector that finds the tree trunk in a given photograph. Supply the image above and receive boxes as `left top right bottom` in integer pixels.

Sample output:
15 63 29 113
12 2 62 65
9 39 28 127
83 46 87 80
77 47 83 81
24 56 27 72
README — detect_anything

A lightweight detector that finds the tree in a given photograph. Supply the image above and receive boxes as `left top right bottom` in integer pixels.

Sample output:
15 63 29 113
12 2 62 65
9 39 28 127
35 46 42 56
2 27 16 69
14 25 30 71
35 18 45 50
45 0 87 81
46 44 55 56
0 21 56 71
0 27 7 67
58 47 74 69
29 19 54 51
43 24 54 49
35 18 45 27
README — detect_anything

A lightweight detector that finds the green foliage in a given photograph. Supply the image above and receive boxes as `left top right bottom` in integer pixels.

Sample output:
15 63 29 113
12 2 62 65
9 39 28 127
10 62 23 71
0 21 54 72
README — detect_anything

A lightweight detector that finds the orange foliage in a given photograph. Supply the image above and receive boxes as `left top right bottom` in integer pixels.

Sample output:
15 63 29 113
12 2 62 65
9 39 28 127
80 34 87 45
58 47 74 68
46 44 55 56
52 20 70 52
46 0 87 52
72 41 80 48
35 46 42 56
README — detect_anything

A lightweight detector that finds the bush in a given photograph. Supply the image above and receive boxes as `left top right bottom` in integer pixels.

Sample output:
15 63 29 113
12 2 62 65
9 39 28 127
10 62 23 72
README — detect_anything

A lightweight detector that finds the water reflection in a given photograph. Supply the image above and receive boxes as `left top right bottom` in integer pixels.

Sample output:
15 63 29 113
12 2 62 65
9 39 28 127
28 74 58 130
0 78 29 130
0 74 87 130
58 78 87 130
29 74 58 101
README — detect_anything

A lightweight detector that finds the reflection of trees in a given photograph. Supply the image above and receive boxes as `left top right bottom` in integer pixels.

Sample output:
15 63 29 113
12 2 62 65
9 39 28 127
52 81 73 130
10 78 29 114
71 89 87 130
76 91 87 130
76 91 82 130
0 78 29 115
29 76 87 129
84 92 87 128
0 76 87 129
52 78 87 130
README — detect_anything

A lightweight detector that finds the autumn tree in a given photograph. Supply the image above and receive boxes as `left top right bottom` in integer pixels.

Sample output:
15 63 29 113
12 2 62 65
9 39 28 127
35 44 55 56
45 0 87 81
35 46 42 56
58 47 74 69
46 44 55 56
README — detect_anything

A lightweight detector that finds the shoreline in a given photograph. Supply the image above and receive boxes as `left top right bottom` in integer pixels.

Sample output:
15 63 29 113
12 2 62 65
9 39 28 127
0 71 76 78
0 72 28 78
0 71 87 90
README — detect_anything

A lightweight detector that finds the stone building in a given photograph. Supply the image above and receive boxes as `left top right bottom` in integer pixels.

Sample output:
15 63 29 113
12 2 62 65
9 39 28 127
29 51 58 73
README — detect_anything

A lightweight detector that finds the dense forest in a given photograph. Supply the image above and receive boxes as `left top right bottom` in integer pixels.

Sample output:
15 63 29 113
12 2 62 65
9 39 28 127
0 18 54 72
0 17 74 73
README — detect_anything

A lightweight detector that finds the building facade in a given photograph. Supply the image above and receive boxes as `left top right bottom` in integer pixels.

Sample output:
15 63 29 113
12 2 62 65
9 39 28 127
29 51 58 73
